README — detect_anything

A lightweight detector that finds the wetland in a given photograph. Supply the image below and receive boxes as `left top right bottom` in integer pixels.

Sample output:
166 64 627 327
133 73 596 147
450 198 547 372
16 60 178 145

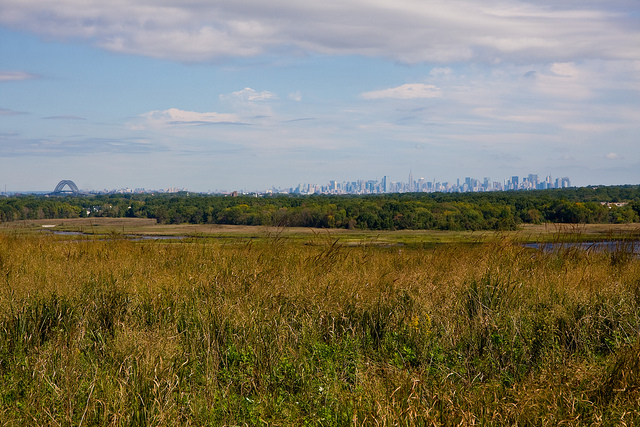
0 220 639 424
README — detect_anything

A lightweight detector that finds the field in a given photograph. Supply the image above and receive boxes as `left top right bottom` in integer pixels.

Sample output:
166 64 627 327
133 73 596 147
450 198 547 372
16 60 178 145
0 222 639 425
4 217 640 245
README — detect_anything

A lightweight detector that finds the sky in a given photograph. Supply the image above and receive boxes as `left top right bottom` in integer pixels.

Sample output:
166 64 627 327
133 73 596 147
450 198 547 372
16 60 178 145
0 0 639 193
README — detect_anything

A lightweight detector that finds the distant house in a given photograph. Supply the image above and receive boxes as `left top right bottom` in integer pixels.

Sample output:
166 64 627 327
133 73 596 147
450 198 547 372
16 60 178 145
600 202 628 208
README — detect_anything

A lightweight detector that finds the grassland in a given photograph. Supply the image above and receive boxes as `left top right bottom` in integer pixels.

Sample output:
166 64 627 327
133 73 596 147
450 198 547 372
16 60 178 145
4 217 640 245
0 225 639 425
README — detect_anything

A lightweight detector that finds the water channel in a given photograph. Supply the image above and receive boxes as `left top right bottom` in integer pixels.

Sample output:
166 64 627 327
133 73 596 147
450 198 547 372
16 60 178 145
523 240 640 254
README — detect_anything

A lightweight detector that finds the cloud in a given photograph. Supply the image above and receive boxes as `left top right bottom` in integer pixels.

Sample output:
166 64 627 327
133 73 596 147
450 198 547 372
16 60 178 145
0 134 162 156
141 108 241 126
521 60 640 104
219 87 276 102
561 122 625 132
0 1 637 64
0 71 39 81
0 107 26 116
532 62 594 99
42 115 87 121
218 88 277 119
429 68 453 77
284 117 314 122
605 152 619 160
361 84 442 100
472 108 552 124
288 91 302 101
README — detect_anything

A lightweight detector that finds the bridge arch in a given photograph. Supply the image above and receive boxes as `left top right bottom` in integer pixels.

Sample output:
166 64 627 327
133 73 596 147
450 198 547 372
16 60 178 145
51 180 80 195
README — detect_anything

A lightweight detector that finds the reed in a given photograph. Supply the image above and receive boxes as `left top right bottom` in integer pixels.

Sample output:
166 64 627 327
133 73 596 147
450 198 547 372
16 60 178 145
0 232 638 425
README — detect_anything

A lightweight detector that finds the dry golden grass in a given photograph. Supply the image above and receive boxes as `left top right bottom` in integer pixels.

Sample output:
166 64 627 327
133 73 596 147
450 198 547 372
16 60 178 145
0 232 638 424
6 217 640 249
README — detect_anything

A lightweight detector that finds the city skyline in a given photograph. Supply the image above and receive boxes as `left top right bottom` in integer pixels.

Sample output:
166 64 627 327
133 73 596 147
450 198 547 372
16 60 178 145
1 172 572 196
286 173 571 196
1 1 639 192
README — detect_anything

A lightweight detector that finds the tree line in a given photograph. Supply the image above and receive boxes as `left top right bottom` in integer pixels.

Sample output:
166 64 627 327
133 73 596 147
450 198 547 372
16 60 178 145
1 185 639 231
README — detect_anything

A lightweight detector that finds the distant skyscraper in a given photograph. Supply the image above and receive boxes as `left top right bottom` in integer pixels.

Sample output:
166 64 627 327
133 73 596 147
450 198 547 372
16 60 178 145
418 177 425 192
277 171 568 196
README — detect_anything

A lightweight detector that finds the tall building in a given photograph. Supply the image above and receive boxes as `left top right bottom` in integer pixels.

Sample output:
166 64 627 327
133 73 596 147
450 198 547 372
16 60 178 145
281 171 569 195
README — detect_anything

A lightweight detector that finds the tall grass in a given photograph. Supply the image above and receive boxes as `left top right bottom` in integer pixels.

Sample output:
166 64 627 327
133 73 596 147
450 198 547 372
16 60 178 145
0 232 639 425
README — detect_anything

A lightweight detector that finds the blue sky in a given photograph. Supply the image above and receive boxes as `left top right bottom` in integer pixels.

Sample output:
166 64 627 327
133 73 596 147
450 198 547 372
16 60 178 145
1 0 639 192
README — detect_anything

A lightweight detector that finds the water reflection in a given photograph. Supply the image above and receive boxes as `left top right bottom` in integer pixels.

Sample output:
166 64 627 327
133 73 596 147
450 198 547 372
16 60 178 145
524 241 640 254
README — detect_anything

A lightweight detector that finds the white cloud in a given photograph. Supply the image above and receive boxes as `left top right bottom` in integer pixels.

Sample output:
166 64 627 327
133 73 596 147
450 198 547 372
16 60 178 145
218 88 278 119
561 122 626 133
43 115 86 121
526 60 640 102
429 68 452 77
0 0 638 64
220 87 276 102
0 71 39 81
288 91 302 101
98 27 265 61
141 108 241 126
605 152 619 160
532 62 594 99
361 84 441 100
0 134 161 156
472 108 552 124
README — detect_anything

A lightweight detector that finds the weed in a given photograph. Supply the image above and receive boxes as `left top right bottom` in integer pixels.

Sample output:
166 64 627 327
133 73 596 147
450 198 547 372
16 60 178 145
0 233 638 424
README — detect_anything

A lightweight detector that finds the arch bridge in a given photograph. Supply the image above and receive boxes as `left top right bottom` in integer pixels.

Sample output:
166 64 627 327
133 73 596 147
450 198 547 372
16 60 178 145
50 180 80 196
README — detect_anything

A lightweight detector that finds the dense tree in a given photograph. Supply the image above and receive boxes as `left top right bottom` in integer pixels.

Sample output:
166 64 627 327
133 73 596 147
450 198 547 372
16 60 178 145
1 185 639 230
